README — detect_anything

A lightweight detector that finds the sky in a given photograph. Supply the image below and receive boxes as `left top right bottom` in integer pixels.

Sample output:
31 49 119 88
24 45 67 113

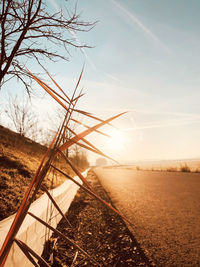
1 0 200 164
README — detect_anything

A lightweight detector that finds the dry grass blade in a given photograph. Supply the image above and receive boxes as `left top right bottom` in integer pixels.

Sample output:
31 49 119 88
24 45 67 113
51 165 135 230
14 240 40 267
59 112 127 152
71 118 110 137
0 132 58 266
28 71 70 112
70 250 79 267
26 70 71 106
42 187 72 228
63 138 118 164
28 212 100 266
73 109 115 127
44 68 72 104
14 239 50 267
71 66 84 102
72 109 92 116
66 126 103 153
58 88 85 148
57 151 91 188
36 79 70 105
71 93 85 103
66 125 118 166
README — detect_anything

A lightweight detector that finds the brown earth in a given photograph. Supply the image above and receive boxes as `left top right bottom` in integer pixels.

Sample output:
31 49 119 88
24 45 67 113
41 170 154 267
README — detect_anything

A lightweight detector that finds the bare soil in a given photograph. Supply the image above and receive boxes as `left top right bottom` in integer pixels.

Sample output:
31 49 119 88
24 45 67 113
41 170 153 266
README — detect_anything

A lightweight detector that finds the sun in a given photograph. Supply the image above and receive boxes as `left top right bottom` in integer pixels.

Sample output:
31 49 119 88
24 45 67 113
106 129 126 151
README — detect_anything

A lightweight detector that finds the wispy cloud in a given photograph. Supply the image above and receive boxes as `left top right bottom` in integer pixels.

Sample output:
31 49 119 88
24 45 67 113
48 1 96 71
48 0 59 11
111 0 171 54
132 108 200 118
69 30 122 83
69 29 99 72
48 0 122 83
124 117 200 131
104 73 121 82
48 1 131 88
47 0 96 70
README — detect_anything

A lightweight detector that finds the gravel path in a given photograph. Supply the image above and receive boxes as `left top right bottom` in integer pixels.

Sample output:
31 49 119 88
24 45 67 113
94 167 200 267
41 170 153 266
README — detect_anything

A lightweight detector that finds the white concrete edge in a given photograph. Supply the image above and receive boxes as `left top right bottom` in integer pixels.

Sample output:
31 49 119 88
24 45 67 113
0 169 89 267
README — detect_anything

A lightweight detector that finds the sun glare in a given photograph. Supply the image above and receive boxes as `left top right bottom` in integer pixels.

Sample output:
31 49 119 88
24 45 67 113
106 129 126 151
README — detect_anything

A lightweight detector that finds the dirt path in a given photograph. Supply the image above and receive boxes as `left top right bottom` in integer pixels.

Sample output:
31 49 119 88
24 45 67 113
42 170 153 266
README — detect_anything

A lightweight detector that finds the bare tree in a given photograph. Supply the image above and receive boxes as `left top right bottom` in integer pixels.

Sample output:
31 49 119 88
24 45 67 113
70 144 89 168
5 94 38 138
44 106 75 154
0 0 95 93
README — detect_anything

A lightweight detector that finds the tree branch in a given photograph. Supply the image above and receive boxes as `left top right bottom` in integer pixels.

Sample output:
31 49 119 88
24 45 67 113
0 0 96 94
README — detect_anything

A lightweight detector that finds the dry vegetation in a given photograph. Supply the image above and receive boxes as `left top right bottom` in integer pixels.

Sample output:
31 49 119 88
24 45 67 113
0 125 86 221
41 170 153 267
0 124 152 266
135 162 200 173
0 67 130 267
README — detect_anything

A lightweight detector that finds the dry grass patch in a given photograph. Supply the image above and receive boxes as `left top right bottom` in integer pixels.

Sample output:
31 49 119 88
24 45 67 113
0 125 74 221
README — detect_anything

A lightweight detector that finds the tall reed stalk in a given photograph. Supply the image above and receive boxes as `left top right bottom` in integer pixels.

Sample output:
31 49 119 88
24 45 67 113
0 68 128 267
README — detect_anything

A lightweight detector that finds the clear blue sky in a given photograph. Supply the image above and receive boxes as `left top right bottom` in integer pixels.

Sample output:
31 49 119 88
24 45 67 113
1 0 200 163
